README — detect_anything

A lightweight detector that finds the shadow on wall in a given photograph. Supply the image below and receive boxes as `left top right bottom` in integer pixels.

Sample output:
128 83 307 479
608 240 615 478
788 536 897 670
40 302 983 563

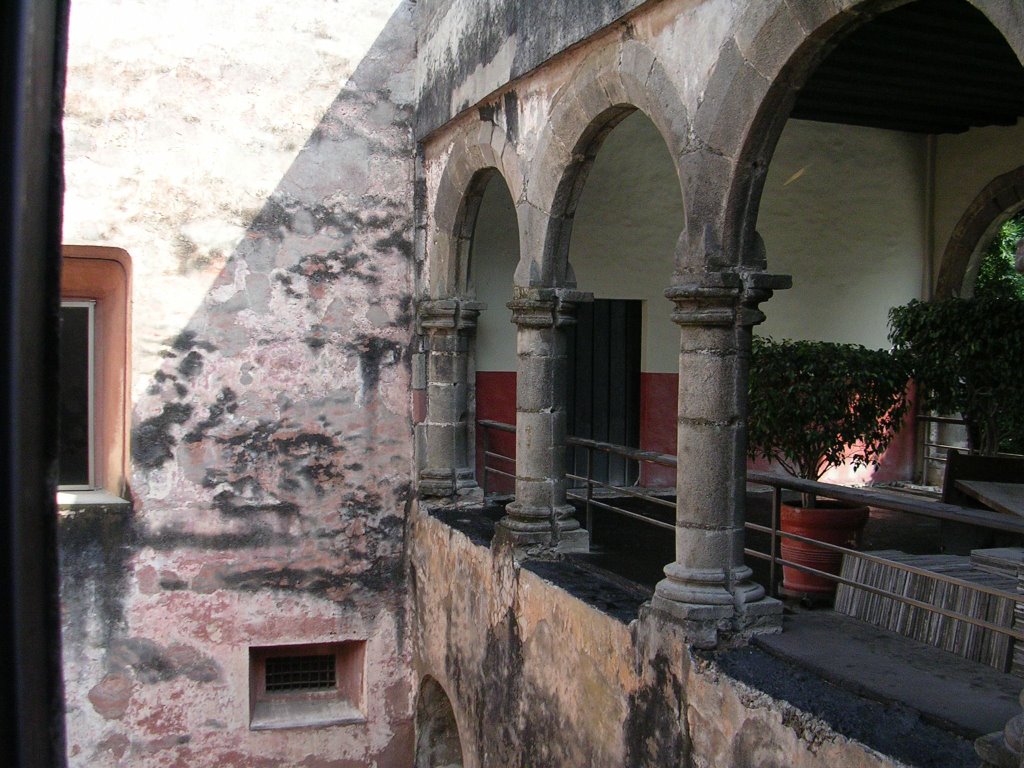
415 677 465 768
60 3 418 764
126 1 416 596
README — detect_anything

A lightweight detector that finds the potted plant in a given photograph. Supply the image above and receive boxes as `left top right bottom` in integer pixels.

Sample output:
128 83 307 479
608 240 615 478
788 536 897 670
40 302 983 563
888 295 1024 457
747 337 911 596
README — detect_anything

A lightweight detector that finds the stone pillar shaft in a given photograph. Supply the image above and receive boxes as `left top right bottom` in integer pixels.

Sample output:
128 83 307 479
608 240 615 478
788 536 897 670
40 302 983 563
418 298 484 498
652 270 789 643
497 288 590 552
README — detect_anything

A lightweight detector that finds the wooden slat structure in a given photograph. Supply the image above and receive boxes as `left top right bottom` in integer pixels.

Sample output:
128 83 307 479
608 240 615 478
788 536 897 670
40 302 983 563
836 551 1017 674
794 0 1024 134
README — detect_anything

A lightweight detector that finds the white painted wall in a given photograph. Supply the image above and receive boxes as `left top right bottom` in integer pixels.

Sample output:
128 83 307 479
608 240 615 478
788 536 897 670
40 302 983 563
933 120 1024 291
569 112 683 373
471 177 519 371
756 120 928 348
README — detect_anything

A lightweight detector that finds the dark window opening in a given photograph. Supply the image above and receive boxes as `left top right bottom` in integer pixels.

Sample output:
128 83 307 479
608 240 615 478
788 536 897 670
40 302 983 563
249 641 366 730
59 301 94 487
265 654 337 693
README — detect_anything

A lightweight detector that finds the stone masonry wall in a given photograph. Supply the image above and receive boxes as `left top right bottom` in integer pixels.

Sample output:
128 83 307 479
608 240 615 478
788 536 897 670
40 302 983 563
410 506 907 768
60 2 418 765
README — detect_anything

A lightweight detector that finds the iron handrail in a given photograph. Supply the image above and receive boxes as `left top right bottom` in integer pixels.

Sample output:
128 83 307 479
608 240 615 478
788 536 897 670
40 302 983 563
748 469 1024 535
476 419 1024 642
478 419 514 433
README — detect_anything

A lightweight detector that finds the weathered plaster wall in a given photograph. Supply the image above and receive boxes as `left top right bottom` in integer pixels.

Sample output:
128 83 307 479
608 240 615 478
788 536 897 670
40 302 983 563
60 1 417 765
412 511 641 767
411 507 914 768
415 0 650 137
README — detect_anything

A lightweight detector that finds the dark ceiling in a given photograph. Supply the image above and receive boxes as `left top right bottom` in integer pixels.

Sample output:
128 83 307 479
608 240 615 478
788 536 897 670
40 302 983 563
792 0 1024 134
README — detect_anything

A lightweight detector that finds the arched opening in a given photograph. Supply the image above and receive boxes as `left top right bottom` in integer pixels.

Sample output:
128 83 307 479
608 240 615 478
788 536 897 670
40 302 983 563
689 0 1024 623
419 164 519 500
466 171 519 495
936 165 1024 298
566 110 683 484
414 677 464 768
743 0 1024 488
541 108 685 571
970 209 1024 300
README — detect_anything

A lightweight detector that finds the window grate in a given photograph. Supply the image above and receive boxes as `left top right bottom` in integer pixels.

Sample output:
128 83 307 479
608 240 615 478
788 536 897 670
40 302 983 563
265 654 336 693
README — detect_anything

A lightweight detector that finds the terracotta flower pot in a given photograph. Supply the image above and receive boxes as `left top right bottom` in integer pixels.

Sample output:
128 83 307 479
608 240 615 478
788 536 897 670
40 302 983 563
780 500 869 596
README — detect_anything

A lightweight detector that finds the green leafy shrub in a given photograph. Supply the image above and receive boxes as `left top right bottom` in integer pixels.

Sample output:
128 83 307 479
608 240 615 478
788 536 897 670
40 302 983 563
747 337 911 505
974 211 1024 301
889 295 1024 455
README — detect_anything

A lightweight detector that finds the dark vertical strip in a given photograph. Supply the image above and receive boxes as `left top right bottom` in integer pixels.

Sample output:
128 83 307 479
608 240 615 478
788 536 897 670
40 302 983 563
569 302 594 483
608 300 627 482
0 0 69 765
565 311 577 482
624 301 642 484
591 301 610 482
567 299 643 487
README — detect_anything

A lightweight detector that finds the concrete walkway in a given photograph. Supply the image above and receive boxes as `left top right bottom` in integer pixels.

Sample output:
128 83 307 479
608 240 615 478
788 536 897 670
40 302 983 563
755 609 1022 739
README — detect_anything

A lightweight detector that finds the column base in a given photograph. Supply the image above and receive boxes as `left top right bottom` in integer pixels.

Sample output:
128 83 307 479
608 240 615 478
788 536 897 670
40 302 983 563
733 595 783 639
648 595 732 648
654 564 736 607
419 468 481 500
455 470 483 502
652 562 781 647
647 594 782 648
419 473 455 498
976 730 1019 768
495 502 589 556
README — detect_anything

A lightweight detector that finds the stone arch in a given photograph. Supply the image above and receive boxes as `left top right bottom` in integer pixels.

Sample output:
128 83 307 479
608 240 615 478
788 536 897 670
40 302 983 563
414 676 465 768
689 0 1024 276
935 165 1024 298
524 39 688 288
429 120 523 299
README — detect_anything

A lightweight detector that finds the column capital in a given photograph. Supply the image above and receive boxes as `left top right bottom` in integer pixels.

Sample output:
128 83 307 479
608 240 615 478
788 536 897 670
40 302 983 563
666 271 790 328
416 297 487 333
507 287 592 329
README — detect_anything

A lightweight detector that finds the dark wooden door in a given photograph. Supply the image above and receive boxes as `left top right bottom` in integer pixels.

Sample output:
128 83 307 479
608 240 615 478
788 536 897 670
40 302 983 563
566 299 642 487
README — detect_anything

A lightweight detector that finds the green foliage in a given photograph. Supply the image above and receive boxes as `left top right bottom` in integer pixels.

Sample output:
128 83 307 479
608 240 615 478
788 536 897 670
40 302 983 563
974 212 1024 301
747 337 911 485
889 295 1024 455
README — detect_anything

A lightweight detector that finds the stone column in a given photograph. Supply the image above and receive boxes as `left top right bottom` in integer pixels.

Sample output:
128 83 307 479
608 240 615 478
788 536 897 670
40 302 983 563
496 287 590 553
651 270 790 646
418 298 485 499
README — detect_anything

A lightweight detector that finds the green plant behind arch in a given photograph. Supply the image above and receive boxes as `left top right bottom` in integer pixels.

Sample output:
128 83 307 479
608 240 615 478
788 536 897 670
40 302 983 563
975 211 1024 301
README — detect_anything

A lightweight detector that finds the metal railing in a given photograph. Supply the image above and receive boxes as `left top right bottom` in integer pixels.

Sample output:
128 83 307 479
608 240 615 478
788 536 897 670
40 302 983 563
746 470 1024 645
479 419 676 534
478 419 516 497
476 419 1024 647
564 435 676 534
917 413 968 486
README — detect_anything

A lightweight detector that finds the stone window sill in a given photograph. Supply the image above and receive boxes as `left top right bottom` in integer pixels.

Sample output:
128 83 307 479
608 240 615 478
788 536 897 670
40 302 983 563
57 489 130 510
249 698 366 731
